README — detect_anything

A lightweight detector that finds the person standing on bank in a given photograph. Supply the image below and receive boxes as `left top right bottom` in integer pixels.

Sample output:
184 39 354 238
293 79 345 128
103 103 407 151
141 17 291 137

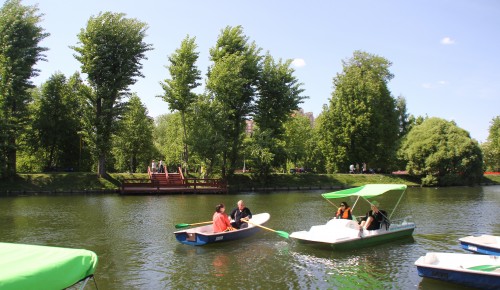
230 200 252 229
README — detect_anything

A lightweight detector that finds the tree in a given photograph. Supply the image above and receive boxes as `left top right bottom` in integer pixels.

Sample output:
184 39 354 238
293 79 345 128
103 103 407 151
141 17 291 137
283 113 313 171
0 0 48 179
160 35 201 173
154 113 183 169
112 94 155 173
30 73 81 171
400 117 483 186
246 54 307 176
255 54 306 136
206 25 261 178
72 12 152 176
319 51 399 173
482 116 500 172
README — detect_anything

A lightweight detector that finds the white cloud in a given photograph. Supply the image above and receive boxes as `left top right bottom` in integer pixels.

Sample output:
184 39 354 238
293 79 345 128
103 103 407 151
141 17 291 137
292 58 306 68
441 37 455 45
422 80 449 89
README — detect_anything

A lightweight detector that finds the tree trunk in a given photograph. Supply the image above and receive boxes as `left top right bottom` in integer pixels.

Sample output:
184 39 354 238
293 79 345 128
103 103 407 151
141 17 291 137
98 153 106 177
6 133 16 180
181 111 189 176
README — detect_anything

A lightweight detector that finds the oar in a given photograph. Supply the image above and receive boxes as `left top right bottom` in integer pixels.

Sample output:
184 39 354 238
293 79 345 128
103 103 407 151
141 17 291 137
175 221 212 229
244 220 289 239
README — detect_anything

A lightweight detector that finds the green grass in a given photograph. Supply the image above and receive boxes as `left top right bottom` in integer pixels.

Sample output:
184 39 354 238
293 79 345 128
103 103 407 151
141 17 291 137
0 172 148 192
228 173 420 190
483 174 500 184
0 172 497 194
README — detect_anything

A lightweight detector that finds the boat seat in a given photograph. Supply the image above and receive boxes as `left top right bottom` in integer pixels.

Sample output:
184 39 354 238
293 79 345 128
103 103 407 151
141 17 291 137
423 253 438 265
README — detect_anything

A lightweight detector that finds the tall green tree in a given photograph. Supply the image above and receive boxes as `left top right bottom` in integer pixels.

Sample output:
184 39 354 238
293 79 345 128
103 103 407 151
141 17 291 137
255 54 306 136
160 35 201 173
154 113 183 168
319 51 399 173
248 54 306 176
206 25 261 178
72 12 152 176
283 113 313 170
0 0 48 179
482 116 500 172
400 117 483 186
30 73 81 170
112 94 155 173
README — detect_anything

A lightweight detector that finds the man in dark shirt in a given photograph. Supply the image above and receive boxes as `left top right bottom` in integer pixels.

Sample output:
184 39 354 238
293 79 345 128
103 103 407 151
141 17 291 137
359 201 388 230
230 200 252 229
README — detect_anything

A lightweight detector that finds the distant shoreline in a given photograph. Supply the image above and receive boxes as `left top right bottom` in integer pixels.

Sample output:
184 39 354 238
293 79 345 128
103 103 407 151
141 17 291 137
0 172 498 197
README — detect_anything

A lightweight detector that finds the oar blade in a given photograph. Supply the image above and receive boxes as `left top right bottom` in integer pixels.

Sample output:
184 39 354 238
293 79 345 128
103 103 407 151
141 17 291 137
276 230 289 239
175 223 189 229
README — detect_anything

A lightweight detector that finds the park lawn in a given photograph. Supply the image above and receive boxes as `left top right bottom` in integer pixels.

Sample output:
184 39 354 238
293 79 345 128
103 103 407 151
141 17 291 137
0 172 497 193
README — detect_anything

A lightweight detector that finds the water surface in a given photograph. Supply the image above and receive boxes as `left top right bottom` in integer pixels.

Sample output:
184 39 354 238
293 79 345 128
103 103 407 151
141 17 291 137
1 186 499 289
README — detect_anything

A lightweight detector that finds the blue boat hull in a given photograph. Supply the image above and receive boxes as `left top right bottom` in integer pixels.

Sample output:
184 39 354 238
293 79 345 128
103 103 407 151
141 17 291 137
460 241 500 256
416 265 500 290
175 226 262 246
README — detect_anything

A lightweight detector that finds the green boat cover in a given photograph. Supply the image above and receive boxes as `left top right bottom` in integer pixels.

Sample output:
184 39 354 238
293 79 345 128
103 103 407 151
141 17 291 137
321 184 407 200
0 243 98 290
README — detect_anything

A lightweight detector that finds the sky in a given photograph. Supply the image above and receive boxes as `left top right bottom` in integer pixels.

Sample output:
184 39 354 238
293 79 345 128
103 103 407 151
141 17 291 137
20 0 500 142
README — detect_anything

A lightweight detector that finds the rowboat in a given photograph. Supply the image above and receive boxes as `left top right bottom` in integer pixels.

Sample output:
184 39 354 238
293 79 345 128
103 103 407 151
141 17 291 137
459 234 500 256
415 252 500 289
290 184 416 250
174 213 270 246
0 242 98 290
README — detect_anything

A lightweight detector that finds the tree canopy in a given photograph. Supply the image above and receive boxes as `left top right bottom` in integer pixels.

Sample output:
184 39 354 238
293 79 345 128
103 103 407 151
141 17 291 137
72 12 152 176
482 116 500 172
319 51 399 173
0 0 48 179
400 117 483 186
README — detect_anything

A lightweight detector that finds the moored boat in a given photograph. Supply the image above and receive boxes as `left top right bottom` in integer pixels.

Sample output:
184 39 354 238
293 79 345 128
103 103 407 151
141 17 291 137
415 252 500 289
290 184 416 250
0 242 98 290
459 235 500 256
174 213 270 246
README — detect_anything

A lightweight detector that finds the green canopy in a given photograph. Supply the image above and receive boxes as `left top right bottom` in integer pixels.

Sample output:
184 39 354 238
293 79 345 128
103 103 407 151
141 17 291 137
0 243 98 290
321 184 407 200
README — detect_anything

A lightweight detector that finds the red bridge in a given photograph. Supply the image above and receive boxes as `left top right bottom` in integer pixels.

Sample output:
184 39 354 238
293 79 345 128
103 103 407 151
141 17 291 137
120 167 227 194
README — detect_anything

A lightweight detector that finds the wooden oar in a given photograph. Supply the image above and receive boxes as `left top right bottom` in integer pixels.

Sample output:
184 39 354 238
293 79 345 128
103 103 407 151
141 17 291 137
244 220 289 239
175 221 212 229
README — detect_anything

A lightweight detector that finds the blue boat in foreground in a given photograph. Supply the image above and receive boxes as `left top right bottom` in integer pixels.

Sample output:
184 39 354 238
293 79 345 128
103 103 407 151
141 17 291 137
459 235 500 256
415 252 500 290
174 213 270 246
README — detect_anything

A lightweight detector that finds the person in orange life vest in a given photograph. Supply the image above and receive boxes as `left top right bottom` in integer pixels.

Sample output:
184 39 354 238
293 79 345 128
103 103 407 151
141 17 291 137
335 201 353 220
213 204 233 233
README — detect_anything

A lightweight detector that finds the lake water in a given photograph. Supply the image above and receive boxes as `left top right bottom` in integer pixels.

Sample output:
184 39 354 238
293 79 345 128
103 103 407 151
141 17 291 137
1 186 499 289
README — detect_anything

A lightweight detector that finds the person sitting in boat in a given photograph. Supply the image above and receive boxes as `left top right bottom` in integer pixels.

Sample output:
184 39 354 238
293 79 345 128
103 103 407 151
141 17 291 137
335 201 353 220
359 201 389 230
213 203 234 233
230 200 252 229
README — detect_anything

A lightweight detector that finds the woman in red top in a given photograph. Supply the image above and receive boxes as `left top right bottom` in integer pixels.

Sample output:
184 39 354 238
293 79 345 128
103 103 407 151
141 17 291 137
213 203 232 233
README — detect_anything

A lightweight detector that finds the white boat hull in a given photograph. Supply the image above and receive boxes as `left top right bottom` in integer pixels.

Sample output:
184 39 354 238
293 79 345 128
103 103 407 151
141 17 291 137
290 218 415 250
415 252 500 289
459 235 500 256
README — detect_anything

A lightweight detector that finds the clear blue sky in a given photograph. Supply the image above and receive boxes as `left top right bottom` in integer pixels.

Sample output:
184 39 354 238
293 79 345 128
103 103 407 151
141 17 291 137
22 0 500 142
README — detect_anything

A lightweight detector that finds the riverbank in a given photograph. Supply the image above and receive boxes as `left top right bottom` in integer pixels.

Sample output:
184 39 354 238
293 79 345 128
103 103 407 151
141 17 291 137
0 172 498 196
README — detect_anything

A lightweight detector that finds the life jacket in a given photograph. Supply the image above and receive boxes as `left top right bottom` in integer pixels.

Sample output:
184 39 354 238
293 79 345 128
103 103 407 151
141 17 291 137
336 207 351 219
